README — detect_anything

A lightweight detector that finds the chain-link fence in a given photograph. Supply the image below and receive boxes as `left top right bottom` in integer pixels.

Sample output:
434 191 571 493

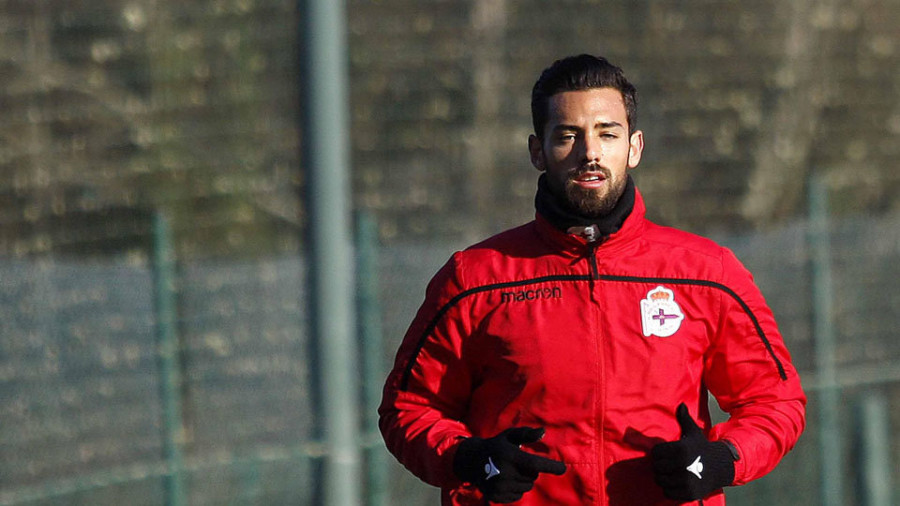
2 0 900 504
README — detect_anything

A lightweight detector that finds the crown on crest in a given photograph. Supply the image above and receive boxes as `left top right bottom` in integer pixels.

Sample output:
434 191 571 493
649 289 671 301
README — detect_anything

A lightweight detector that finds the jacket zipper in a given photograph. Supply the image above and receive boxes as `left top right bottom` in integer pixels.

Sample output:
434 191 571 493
586 241 600 280
583 235 603 504
574 222 601 280
569 224 602 280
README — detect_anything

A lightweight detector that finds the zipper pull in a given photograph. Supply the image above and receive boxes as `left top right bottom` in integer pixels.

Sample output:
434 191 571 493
567 225 601 279
567 224 600 243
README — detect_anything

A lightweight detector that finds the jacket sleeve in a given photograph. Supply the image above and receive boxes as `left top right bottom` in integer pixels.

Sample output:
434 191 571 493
378 253 476 488
704 248 807 486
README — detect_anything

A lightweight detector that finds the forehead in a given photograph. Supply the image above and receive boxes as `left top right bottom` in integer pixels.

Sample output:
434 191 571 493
545 88 628 127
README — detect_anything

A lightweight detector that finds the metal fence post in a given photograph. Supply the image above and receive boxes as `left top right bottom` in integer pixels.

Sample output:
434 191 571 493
300 0 362 504
240 459 261 506
356 211 388 506
808 175 843 506
153 211 187 506
858 392 892 506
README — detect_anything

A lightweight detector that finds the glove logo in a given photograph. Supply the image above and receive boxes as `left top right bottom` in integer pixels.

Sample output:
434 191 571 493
484 457 500 480
686 456 703 479
640 286 684 337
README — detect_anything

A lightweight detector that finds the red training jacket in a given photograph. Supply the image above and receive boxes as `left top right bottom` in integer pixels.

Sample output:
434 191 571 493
379 188 806 505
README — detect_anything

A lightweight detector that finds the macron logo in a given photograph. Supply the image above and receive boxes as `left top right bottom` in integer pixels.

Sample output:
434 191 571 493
686 456 703 479
499 286 562 303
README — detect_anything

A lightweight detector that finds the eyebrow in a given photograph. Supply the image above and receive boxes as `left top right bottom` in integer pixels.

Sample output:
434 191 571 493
597 121 626 130
552 121 626 132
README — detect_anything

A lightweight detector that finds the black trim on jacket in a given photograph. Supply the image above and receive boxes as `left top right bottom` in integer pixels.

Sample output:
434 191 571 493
399 274 788 391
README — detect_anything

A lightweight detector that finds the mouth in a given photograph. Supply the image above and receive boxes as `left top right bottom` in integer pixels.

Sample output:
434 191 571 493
572 171 608 189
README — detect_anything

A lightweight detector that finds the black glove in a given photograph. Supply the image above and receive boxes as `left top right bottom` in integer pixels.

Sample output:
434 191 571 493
651 403 737 502
453 427 567 503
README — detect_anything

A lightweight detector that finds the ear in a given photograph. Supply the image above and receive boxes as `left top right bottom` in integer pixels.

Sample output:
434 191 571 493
528 134 545 171
627 130 644 169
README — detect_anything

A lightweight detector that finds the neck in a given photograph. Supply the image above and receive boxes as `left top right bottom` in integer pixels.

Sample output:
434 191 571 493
534 174 635 242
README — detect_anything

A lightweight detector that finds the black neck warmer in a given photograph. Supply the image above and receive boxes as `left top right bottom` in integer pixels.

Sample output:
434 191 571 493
534 173 635 241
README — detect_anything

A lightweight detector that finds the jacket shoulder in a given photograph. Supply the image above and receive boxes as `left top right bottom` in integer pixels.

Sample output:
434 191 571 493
632 220 752 283
641 220 729 260
464 221 540 255
450 221 549 286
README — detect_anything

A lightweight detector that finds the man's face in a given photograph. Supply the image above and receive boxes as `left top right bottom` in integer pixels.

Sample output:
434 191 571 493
529 88 643 217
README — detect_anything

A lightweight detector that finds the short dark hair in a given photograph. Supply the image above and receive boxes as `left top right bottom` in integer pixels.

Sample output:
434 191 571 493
531 54 638 138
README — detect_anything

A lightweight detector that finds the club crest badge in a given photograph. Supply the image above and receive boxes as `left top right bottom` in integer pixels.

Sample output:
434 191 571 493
640 286 684 337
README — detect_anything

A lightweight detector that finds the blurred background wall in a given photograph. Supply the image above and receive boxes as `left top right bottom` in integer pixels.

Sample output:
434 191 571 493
1 0 899 504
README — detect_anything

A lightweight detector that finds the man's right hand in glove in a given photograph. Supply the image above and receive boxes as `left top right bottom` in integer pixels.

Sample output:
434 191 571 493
453 427 567 503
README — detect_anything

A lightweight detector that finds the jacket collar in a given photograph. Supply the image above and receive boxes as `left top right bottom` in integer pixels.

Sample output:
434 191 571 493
534 185 646 257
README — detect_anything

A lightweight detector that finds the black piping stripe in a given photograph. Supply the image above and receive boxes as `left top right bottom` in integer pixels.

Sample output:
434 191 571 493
399 274 787 391
599 275 788 380
399 275 589 390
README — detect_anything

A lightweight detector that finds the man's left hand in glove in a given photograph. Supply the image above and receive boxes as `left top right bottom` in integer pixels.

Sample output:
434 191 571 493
651 403 738 501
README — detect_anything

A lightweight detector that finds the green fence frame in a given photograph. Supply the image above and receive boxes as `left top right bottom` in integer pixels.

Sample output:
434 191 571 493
0 210 387 506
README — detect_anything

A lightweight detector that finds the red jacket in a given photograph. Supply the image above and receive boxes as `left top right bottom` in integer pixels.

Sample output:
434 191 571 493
379 188 806 505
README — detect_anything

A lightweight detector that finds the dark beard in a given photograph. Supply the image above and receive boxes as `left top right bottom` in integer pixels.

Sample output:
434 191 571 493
534 172 635 237
563 177 626 218
552 162 627 218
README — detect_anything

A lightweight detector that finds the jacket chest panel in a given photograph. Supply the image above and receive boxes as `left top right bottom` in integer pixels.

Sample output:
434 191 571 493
475 284 598 409
470 281 716 435
599 283 712 374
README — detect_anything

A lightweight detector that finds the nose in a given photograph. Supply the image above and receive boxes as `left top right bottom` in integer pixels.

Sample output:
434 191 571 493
582 135 601 164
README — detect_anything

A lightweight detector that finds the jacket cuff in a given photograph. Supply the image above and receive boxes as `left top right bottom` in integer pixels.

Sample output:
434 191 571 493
721 438 746 485
441 436 469 488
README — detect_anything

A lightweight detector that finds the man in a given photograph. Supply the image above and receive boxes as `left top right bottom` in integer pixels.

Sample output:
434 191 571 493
379 54 806 505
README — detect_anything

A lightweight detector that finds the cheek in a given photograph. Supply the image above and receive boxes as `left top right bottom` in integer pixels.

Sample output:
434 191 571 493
609 145 632 165
549 146 580 168
548 144 571 159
